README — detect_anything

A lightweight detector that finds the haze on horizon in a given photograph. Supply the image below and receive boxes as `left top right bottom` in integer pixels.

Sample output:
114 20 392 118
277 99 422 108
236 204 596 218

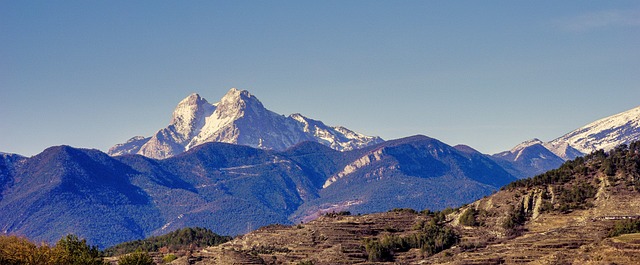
1 1 639 157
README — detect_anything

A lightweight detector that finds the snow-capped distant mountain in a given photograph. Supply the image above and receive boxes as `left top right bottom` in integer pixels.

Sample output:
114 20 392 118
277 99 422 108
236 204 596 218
109 88 383 159
495 105 640 178
548 106 640 156
107 136 150 157
492 139 565 178
541 142 584 161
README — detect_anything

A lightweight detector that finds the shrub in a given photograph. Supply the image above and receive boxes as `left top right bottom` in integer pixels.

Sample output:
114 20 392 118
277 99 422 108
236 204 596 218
118 251 154 265
363 238 393 262
162 254 177 263
364 218 459 261
459 208 478 226
609 219 640 237
323 211 351 217
390 208 417 214
502 203 526 236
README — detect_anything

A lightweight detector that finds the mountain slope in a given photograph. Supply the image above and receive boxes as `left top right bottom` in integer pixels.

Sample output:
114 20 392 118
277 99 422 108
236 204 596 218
1 135 515 248
494 105 640 178
175 141 640 265
293 135 516 221
0 146 163 249
109 88 383 159
549 105 640 156
492 138 566 178
0 153 25 200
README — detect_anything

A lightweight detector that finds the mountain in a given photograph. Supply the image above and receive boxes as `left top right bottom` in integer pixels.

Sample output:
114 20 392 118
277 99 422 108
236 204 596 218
170 141 640 265
1 135 514 248
108 88 383 159
0 146 162 248
292 136 516 222
491 139 566 179
494 105 640 178
0 152 25 200
548 105 640 157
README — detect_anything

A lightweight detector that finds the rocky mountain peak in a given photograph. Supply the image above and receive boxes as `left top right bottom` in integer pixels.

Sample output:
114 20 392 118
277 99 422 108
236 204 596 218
509 138 544 153
493 105 640 179
169 93 215 141
215 88 265 117
109 88 383 159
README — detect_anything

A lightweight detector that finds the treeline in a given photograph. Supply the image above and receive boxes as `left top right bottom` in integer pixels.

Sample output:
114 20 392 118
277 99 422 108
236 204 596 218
0 234 106 265
363 209 459 262
104 227 231 256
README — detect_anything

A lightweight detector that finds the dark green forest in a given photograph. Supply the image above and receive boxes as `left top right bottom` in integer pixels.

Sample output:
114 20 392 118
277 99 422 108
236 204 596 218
104 227 231 256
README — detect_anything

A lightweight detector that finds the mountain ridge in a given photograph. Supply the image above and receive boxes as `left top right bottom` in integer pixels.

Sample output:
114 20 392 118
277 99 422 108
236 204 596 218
1 135 513 248
549 105 640 155
108 88 383 159
494 105 640 178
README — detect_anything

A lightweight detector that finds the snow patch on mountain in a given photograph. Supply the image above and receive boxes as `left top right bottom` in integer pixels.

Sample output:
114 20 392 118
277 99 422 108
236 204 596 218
107 136 150 157
542 142 584 160
548 106 640 155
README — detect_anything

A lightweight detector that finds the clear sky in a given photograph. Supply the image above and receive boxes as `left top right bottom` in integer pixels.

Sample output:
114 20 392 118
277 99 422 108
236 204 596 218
1 1 639 157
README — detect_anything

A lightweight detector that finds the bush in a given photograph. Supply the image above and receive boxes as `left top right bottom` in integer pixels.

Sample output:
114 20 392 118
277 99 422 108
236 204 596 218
162 254 177 263
363 218 459 261
323 211 351 217
363 238 393 262
459 208 478 226
502 203 526 236
118 251 154 265
390 208 418 214
609 219 640 237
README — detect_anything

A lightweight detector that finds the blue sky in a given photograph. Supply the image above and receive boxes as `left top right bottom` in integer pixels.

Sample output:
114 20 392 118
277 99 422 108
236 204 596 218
1 1 639 156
